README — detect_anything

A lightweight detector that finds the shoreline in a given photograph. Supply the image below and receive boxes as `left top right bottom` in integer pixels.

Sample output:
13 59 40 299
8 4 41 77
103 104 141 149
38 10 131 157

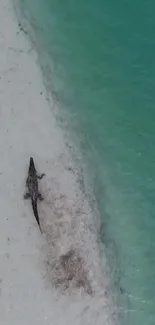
0 0 116 323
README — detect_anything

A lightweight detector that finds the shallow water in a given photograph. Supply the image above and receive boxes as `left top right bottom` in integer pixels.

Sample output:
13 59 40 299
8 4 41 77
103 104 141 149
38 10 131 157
14 0 155 324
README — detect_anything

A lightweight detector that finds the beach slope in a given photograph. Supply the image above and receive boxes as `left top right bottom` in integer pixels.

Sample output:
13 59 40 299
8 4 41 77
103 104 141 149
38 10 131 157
0 0 115 324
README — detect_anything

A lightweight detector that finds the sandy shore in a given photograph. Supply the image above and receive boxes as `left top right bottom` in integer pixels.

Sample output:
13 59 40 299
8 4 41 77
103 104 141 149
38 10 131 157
0 0 116 324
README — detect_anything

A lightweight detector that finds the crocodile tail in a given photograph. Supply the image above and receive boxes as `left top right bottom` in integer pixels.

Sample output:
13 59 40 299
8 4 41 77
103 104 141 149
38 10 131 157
31 199 42 234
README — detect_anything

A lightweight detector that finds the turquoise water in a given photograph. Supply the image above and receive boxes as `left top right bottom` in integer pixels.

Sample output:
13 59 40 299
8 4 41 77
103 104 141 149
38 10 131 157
14 0 155 324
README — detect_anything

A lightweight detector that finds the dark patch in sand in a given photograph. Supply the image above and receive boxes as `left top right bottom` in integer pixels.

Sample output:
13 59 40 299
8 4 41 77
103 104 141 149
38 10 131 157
52 249 92 295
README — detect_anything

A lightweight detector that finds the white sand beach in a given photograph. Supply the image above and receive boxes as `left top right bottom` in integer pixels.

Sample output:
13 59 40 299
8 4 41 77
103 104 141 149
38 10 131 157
0 0 116 324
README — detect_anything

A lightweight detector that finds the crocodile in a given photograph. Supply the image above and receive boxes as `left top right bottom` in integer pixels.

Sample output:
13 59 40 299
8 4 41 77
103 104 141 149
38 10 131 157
24 157 45 234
